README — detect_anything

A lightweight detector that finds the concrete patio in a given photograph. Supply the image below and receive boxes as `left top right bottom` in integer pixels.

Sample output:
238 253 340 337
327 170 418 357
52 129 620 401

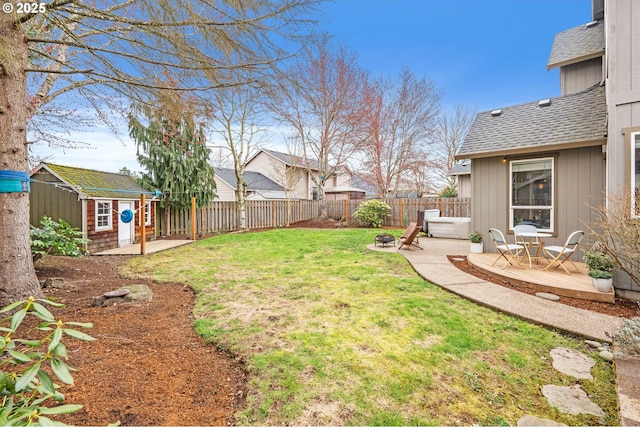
92 239 193 255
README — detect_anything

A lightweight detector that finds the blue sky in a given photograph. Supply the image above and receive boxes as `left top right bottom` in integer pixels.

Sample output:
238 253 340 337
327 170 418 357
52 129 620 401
32 0 593 172
318 0 592 111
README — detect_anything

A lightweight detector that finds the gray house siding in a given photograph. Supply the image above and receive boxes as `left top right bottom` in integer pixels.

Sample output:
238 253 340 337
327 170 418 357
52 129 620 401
30 170 82 229
605 0 640 297
471 146 604 255
560 57 603 95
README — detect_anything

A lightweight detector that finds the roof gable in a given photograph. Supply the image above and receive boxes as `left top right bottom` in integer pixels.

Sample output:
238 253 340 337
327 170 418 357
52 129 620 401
547 21 605 69
457 84 606 159
34 163 151 199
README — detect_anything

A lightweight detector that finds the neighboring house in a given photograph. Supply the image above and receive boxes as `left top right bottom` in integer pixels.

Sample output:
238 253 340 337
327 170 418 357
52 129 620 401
456 0 640 300
245 148 365 200
448 160 471 198
213 167 288 201
30 163 157 253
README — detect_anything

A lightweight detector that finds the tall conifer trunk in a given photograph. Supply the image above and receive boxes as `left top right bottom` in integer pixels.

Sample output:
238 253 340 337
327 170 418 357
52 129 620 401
0 18 44 305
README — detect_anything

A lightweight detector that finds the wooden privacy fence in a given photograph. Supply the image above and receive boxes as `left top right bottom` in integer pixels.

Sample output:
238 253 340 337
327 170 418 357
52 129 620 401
156 197 471 236
156 200 320 236
326 197 472 227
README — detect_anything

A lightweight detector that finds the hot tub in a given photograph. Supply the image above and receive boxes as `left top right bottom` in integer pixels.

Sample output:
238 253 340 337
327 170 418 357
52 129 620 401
425 217 471 239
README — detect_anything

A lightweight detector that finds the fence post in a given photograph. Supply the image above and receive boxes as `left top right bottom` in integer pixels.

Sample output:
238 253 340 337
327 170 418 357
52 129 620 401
191 197 196 240
140 194 146 255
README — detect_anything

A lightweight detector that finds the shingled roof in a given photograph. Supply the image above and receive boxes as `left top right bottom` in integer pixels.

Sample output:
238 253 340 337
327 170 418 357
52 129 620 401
214 167 283 192
34 163 152 199
547 21 605 69
456 84 606 159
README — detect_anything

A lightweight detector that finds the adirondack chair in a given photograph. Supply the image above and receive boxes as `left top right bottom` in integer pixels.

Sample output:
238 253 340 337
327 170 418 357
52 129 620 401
398 223 422 250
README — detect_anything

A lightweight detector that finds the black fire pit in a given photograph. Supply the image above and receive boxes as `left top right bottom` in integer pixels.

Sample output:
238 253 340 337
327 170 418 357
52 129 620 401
375 234 395 247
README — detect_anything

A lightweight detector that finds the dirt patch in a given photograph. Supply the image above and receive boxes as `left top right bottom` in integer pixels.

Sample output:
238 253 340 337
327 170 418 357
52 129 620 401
447 255 640 319
35 255 246 426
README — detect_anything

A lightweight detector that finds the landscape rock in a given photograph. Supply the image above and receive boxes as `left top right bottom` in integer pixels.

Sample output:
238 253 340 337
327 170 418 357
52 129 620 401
585 340 602 348
536 292 560 301
550 347 595 380
42 277 77 290
516 415 567 426
541 384 605 418
599 350 614 362
92 284 153 307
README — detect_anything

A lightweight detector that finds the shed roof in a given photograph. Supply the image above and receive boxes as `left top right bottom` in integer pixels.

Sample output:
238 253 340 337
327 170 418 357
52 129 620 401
214 167 283 192
456 84 606 159
33 163 152 199
547 21 604 69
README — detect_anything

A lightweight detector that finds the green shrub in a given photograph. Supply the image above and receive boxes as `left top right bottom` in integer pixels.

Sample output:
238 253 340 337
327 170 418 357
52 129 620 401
353 200 391 228
0 297 95 425
30 216 89 262
615 317 640 358
583 251 615 273
439 187 458 198
469 231 483 243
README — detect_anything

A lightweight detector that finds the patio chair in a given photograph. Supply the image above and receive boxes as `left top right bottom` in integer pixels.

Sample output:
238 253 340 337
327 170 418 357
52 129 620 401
398 223 423 250
543 230 585 275
488 228 525 269
513 224 539 267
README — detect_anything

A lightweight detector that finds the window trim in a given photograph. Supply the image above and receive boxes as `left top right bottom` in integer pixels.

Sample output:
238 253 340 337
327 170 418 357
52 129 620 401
145 201 152 226
95 200 113 231
509 157 555 232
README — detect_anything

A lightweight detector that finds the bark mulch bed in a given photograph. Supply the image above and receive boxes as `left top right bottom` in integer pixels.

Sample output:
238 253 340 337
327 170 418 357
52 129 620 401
31 222 639 426
447 255 640 319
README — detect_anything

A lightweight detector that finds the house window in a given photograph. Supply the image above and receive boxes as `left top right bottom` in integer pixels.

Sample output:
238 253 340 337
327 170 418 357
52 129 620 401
95 201 112 231
632 133 640 217
312 187 319 200
145 201 152 226
510 158 554 231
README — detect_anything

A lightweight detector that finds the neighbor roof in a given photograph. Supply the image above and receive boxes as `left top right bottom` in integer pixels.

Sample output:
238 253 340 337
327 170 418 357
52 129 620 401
259 149 321 170
448 160 471 176
456 84 606 159
214 167 283 192
547 21 605 69
34 163 151 199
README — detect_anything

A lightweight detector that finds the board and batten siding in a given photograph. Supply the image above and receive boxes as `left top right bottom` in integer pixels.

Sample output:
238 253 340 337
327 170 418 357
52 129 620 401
605 0 640 297
29 170 82 229
213 177 237 201
560 57 603 96
470 146 604 254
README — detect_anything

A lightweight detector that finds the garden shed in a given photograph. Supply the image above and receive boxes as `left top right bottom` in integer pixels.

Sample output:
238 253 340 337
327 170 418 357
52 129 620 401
30 163 157 253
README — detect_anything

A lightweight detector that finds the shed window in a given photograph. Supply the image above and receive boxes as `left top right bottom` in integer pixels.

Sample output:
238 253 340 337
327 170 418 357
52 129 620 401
632 133 640 217
145 201 152 226
510 158 554 232
96 201 112 231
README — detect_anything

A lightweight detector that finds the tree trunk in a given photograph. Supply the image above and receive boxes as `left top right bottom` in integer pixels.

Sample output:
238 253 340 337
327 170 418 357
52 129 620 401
0 19 45 305
238 189 247 230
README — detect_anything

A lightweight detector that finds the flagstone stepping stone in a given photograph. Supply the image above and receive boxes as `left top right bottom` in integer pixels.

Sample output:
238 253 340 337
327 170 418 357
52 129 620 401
517 415 567 426
542 385 605 418
536 292 560 301
585 340 602 348
550 347 595 380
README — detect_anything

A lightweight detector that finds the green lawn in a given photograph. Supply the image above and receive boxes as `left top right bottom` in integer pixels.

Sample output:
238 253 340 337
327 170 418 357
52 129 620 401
124 228 617 426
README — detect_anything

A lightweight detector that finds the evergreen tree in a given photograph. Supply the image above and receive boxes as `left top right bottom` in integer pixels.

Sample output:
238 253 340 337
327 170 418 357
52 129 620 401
128 98 216 236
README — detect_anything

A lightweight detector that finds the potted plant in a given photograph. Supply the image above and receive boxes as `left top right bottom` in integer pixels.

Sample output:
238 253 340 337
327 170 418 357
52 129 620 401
583 251 615 292
469 231 483 254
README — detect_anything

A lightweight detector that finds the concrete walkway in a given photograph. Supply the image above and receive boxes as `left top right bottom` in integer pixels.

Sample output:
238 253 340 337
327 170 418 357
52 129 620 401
369 238 623 343
93 239 193 255
370 238 640 426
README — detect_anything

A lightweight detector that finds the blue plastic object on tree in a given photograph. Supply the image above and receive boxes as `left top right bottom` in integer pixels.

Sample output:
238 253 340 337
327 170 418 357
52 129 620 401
0 170 30 193
120 209 134 223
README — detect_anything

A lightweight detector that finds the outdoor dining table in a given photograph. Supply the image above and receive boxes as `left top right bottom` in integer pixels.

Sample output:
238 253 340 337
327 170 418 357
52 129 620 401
518 231 553 269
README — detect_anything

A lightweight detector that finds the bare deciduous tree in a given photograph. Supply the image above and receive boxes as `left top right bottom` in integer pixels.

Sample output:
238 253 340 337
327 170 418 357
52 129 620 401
0 0 319 305
359 68 441 198
269 37 368 218
432 104 476 189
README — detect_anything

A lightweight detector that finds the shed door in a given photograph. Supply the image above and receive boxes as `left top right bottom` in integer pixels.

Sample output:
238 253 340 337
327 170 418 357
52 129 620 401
118 201 134 247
